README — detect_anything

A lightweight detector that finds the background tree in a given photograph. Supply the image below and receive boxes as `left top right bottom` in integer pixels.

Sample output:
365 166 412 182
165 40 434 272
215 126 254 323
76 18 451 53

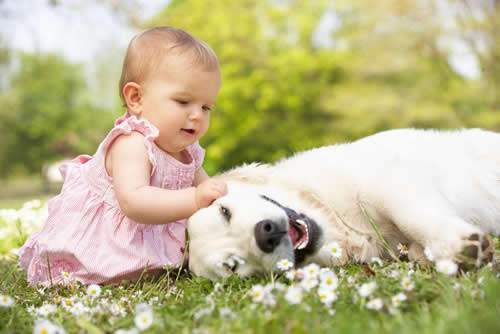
0 0 498 180
152 0 343 172
0 54 115 177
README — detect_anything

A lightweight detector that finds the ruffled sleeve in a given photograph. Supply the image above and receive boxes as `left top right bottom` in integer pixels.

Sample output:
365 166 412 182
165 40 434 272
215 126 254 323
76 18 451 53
188 142 205 170
100 115 160 176
59 155 92 181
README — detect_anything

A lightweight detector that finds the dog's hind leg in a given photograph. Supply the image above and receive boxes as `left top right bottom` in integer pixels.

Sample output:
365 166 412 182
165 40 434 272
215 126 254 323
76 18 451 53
381 189 493 268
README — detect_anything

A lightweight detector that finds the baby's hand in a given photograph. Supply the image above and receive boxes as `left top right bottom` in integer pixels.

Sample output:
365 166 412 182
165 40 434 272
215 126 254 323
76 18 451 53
195 179 227 209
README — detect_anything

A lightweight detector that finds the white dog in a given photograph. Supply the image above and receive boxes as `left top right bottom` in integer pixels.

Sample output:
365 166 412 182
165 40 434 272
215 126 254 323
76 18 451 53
187 129 499 280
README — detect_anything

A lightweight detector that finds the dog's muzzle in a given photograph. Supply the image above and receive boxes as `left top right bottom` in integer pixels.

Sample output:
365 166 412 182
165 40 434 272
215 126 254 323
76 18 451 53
259 195 323 265
254 219 288 253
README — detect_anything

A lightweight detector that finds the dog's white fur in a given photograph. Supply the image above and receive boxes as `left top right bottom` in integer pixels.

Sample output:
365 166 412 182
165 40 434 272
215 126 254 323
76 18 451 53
187 129 500 280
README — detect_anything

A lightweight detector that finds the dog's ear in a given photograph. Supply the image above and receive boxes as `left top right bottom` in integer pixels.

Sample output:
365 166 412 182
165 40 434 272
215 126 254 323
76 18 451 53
216 163 271 184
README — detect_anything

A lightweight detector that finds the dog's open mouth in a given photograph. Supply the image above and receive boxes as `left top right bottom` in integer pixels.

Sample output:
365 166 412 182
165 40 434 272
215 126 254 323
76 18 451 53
289 218 309 250
260 194 322 265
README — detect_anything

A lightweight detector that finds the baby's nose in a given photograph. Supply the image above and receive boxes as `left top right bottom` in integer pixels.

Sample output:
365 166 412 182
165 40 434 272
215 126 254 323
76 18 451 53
188 108 204 120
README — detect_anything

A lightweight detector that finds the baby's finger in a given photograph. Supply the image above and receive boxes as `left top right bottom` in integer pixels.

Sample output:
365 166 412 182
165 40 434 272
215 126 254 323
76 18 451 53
208 190 223 204
209 182 224 193
214 181 227 194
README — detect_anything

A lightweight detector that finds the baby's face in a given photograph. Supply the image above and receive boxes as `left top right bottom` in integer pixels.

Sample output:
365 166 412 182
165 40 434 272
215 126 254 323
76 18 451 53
140 56 221 155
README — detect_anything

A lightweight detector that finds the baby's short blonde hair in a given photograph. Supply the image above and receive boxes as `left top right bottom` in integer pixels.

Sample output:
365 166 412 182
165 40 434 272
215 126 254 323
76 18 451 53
119 26 219 106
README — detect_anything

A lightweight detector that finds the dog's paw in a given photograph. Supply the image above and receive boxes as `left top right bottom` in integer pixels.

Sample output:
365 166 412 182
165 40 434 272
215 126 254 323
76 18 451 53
408 242 432 267
456 233 494 270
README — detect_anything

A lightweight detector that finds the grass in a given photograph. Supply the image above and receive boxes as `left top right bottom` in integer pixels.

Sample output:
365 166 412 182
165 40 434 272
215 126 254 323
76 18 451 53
0 195 51 210
0 200 499 334
1 254 499 333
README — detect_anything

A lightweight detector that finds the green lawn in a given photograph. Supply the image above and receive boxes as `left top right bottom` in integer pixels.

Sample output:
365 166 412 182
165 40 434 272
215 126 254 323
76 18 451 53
0 255 499 333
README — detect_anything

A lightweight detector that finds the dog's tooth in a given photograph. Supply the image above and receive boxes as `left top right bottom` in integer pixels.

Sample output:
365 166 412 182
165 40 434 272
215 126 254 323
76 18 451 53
297 241 307 250
296 219 306 226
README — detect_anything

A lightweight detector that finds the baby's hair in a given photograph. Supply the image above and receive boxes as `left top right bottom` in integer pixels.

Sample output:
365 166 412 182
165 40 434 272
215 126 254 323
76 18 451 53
119 26 219 106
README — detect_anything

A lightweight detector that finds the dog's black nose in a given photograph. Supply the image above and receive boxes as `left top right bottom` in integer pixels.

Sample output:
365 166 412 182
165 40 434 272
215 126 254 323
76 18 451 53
254 219 287 253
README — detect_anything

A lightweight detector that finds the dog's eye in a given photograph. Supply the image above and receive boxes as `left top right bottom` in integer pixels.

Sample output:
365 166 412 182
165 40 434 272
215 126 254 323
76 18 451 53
220 205 231 222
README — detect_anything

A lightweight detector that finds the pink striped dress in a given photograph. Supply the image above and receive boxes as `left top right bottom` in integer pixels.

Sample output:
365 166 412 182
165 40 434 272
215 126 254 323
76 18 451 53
18 115 205 286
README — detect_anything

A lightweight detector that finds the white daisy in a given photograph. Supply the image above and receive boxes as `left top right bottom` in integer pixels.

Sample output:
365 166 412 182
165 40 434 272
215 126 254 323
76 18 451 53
37 303 57 317
69 302 87 316
401 276 415 291
357 281 377 297
302 263 320 279
0 294 14 307
110 303 127 317
436 259 458 276
285 269 297 281
60 271 73 284
391 292 407 307
388 270 400 279
33 319 66 334
300 277 319 291
285 285 303 305
325 241 343 258
397 243 409 256
86 284 102 299
319 271 339 290
249 284 266 303
276 259 294 271
366 298 384 311
370 257 383 267
317 287 338 306
134 309 154 330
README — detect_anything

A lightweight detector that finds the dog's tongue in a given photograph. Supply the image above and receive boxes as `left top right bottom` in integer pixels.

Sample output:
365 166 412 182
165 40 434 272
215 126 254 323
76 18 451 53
288 224 300 244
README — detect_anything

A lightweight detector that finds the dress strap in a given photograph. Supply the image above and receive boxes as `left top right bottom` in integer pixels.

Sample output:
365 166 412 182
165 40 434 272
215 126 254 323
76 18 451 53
99 114 160 176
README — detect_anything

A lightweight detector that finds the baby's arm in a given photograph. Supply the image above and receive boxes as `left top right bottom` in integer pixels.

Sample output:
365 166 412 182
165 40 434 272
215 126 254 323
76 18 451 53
107 132 224 224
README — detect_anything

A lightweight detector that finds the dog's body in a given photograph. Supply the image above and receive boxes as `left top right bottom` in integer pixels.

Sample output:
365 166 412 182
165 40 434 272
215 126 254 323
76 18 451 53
187 129 499 280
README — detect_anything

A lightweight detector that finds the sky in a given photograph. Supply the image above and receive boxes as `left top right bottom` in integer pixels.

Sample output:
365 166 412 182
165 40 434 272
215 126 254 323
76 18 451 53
0 0 167 63
0 0 481 80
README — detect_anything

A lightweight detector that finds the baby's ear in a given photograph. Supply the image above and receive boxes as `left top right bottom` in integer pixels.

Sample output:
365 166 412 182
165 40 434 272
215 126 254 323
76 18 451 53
122 82 143 116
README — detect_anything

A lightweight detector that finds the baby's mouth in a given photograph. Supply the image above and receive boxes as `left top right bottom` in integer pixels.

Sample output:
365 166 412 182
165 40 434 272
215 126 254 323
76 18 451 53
181 128 196 135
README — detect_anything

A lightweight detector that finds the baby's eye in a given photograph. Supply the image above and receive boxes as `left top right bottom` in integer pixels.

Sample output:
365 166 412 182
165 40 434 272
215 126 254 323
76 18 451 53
174 99 189 105
202 106 212 112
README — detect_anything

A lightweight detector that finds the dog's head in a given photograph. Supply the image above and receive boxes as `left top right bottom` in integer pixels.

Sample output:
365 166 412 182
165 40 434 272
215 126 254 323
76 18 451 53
187 184 323 280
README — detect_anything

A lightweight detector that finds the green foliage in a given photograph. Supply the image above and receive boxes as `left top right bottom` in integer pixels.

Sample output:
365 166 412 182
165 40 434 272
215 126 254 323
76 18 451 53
0 54 116 177
0 0 499 177
150 0 343 172
150 0 500 174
